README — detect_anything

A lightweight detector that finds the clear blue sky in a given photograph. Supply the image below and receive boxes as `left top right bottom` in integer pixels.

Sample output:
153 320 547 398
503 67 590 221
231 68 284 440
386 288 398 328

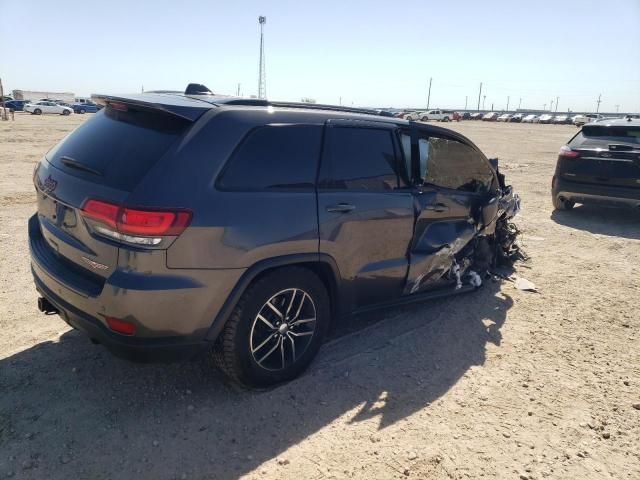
1 0 639 112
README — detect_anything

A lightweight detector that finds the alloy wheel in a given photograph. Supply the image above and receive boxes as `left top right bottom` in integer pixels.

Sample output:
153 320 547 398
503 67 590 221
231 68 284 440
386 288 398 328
249 288 316 371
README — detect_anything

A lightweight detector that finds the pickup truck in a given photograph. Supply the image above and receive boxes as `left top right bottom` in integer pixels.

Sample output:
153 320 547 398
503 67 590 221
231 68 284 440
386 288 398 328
573 113 603 127
419 109 453 122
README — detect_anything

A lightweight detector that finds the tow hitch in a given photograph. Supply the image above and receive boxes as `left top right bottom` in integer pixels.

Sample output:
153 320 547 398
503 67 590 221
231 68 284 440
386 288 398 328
37 297 59 315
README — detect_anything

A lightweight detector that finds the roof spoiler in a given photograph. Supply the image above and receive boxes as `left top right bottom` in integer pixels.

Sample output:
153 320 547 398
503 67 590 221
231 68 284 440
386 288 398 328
91 93 212 122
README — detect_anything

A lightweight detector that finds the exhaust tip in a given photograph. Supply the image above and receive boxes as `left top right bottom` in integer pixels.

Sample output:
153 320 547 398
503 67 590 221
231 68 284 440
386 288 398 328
37 297 59 315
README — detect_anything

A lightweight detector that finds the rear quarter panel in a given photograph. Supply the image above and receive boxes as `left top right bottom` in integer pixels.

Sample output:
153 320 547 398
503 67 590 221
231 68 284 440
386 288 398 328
126 109 319 269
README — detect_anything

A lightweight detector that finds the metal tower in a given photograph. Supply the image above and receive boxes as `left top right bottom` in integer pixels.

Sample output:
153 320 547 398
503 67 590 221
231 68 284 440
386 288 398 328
257 16 267 99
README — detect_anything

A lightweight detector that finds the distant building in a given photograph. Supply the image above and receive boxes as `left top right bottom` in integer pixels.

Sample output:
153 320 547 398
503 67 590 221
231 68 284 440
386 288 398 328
12 90 75 103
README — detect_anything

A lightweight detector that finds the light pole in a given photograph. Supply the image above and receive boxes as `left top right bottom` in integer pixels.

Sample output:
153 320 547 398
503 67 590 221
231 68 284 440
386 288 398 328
426 77 432 109
596 94 602 113
506 96 510 112
477 82 482 110
518 98 522 110
257 16 267 99
482 95 486 110
465 96 468 110
555 96 559 112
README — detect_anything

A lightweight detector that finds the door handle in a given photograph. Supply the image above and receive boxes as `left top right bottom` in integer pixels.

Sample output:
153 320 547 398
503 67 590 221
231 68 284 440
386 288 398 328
326 203 356 213
424 203 449 212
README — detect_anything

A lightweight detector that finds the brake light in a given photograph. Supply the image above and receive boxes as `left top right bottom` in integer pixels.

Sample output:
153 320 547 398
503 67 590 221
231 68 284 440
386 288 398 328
105 317 136 335
559 145 580 158
81 199 192 239
109 102 128 111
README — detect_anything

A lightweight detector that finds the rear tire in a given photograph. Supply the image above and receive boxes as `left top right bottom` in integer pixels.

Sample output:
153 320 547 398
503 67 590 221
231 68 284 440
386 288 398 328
214 266 330 388
62 110 70 116
421 116 428 122
443 116 450 122
80 108 86 114
34 108 42 115
552 195 575 210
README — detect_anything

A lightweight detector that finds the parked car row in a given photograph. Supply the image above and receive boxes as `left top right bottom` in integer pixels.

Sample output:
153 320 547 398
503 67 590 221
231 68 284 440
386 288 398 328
3 98 102 114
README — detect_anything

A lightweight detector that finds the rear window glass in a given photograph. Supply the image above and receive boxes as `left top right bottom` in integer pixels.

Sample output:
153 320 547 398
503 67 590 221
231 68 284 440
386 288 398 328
217 125 322 190
47 106 189 191
572 126 640 146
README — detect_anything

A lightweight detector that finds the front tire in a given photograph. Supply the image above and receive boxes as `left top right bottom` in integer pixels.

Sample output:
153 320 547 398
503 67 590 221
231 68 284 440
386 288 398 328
443 116 450 122
80 108 86 114
62 110 70 116
214 267 330 387
34 108 42 115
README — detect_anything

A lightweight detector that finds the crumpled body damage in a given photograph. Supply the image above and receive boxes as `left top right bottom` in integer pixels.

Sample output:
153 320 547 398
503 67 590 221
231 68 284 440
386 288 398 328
404 164 521 295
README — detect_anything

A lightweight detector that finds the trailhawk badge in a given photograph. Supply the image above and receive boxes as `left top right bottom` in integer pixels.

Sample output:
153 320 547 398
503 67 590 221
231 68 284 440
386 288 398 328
81 256 109 271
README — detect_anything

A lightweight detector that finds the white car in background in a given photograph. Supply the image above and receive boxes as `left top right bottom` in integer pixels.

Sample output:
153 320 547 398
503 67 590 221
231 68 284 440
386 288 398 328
522 114 539 123
419 109 452 122
24 101 73 116
497 113 512 122
573 113 603 127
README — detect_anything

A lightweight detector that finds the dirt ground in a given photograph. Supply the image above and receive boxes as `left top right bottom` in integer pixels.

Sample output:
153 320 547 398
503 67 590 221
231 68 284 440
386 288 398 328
1 113 638 480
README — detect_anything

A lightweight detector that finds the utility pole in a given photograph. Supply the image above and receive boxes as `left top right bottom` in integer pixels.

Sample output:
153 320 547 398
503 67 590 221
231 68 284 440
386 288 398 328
506 96 510 112
518 98 522 110
257 16 267 99
236 83 241 96
339 96 342 106
596 94 602 113
477 82 482 110
464 96 468 110
491 102 494 111
555 96 559 112
0 77 7 121
615 104 620 113
543 103 547 111
550 100 554 112
482 95 486 110
426 77 432 109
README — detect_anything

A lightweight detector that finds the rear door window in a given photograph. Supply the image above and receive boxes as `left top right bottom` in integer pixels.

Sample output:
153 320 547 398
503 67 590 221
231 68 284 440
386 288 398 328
424 137 494 193
47 106 189 191
319 127 403 190
217 125 322 190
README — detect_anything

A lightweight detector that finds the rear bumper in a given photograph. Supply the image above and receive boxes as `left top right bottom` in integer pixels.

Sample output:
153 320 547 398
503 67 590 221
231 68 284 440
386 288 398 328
553 176 640 208
34 274 205 362
28 214 245 362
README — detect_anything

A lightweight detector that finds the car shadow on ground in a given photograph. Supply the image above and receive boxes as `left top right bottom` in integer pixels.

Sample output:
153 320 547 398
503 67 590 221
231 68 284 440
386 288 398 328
550 204 640 240
0 282 512 480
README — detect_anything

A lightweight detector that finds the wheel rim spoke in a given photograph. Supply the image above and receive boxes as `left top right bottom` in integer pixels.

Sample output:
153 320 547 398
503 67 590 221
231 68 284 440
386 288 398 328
286 332 296 362
290 317 316 327
257 336 281 366
266 300 283 320
256 313 276 330
292 292 308 320
288 330 313 337
284 289 298 317
252 333 276 354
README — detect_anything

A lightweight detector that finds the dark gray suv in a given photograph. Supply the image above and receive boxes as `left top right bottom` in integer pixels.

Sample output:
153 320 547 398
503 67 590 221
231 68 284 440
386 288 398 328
30 86 520 386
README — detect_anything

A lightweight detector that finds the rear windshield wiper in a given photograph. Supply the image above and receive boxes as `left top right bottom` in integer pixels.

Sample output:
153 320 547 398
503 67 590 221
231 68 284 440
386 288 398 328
59 156 103 176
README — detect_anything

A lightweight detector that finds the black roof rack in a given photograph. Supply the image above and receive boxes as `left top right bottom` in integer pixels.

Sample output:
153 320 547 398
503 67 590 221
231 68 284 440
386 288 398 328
219 98 395 118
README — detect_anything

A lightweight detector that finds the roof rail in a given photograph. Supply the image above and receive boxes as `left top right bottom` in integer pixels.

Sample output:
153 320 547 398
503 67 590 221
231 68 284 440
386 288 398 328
220 98 395 118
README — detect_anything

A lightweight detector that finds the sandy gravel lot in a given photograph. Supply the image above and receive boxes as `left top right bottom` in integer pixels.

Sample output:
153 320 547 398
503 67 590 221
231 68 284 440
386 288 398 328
1 113 639 480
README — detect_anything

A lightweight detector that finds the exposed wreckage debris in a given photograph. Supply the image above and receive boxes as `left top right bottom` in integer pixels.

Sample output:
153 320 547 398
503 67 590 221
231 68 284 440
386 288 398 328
404 158 523 295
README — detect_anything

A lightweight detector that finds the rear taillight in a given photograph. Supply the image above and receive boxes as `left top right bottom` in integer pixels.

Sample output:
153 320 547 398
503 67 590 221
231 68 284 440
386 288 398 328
81 199 191 246
559 145 580 158
105 317 136 335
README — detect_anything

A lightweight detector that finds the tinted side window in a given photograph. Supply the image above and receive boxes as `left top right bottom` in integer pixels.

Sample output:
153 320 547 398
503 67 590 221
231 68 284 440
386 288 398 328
320 127 400 190
218 125 322 190
425 137 493 193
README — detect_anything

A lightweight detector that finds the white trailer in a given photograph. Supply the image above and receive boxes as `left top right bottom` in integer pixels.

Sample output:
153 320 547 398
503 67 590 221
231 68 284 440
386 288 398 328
12 90 75 104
